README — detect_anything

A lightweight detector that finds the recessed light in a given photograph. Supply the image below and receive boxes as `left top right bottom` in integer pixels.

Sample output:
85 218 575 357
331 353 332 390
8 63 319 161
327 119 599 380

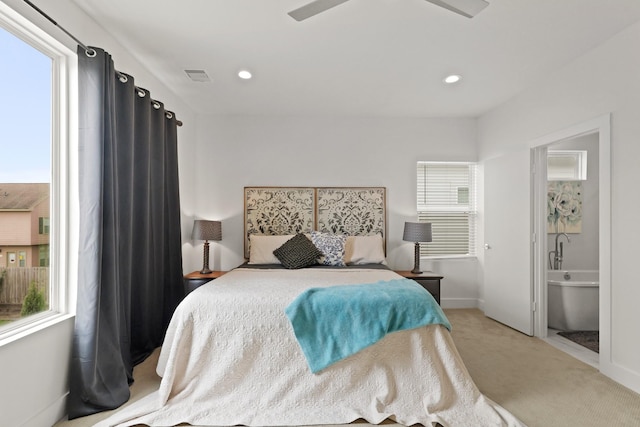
238 70 252 80
443 74 461 84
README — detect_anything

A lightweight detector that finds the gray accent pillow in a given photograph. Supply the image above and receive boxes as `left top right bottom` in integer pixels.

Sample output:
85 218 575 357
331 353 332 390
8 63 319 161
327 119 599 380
273 233 323 269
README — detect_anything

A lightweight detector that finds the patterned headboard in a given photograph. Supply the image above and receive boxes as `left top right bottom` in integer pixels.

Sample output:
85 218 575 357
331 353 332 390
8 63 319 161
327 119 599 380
244 187 386 258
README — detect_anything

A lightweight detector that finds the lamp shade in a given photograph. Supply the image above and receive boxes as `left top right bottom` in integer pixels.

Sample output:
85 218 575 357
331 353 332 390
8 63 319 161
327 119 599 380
192 220 222 241
403 222 432 243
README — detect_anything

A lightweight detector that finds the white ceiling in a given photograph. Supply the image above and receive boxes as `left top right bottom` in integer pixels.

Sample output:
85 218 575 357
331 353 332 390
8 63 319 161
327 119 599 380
69 0 640 118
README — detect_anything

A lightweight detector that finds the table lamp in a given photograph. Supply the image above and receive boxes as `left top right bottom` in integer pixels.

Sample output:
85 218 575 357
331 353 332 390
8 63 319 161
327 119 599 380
192 220 222 274
403 222 432 274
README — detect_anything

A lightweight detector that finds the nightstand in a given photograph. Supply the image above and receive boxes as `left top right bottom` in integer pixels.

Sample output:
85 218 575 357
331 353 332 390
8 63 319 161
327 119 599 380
394 270 444 305
183 270 226 296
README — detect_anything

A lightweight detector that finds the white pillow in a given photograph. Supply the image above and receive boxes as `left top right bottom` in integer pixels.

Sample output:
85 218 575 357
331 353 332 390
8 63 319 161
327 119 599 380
344 234 386 265
248 234 295 264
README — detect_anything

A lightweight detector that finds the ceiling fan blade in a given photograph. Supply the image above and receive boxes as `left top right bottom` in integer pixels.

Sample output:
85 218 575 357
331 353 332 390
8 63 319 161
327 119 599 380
424 0 489 18
288 0 351 21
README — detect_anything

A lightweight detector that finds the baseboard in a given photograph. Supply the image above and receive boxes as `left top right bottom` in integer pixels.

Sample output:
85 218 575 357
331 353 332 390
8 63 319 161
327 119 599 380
601 360 640 395
441 298 480 309
20 392 67 427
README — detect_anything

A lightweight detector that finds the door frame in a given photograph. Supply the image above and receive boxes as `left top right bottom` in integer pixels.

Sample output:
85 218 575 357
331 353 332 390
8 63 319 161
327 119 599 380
530 114 610 369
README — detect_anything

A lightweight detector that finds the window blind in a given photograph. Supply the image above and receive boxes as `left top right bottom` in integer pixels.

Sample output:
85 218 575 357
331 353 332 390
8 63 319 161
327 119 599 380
417 162 477 257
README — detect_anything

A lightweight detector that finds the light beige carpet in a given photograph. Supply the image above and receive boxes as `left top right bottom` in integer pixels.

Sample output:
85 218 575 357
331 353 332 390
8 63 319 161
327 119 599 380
54 309 640 427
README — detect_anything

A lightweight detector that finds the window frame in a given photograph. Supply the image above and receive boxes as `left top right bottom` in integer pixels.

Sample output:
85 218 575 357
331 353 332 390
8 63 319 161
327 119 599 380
39 217 50 234
416 161 478 259
0 3 77 345
547 149 588 181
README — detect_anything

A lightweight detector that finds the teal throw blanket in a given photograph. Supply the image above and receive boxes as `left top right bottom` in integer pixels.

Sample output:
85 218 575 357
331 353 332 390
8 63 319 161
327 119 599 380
285 279 451 373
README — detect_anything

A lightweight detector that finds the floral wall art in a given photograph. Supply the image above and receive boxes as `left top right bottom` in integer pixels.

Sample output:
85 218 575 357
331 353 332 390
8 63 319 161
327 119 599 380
547 181 583 233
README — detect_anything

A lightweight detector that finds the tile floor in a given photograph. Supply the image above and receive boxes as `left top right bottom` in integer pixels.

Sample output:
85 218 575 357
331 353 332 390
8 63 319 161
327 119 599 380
543 328 599 369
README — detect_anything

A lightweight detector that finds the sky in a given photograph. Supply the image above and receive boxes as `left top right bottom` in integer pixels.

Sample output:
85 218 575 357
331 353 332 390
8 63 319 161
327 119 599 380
0 27 51 183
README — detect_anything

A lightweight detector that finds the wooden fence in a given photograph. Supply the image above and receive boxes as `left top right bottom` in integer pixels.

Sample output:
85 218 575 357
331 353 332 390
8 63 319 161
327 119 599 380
0 267 49 304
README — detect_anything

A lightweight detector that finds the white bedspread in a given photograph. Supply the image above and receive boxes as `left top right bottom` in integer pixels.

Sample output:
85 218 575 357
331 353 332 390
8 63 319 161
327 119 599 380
95 268 525 427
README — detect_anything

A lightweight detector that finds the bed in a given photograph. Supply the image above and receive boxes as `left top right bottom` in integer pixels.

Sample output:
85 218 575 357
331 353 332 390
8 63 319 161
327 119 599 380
96 187 525 427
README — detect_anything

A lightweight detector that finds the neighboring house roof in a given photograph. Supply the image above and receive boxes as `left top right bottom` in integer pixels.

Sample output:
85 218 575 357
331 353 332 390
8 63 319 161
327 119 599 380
0 183 50 211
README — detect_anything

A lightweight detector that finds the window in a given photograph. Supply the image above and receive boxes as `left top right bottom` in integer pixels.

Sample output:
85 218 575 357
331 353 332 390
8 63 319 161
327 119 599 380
39 245 50 267
547 150 588 180
39 217 50 234
417 162 477 257
0 4 75 340
18 251 26 267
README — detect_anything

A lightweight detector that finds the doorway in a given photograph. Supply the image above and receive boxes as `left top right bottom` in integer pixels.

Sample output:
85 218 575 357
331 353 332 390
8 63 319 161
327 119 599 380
538 134 600 367
530 114 611 372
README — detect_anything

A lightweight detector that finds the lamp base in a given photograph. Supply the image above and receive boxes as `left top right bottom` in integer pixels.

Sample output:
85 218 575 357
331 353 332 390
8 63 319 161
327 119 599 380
200 241 212 275
411 242 422 274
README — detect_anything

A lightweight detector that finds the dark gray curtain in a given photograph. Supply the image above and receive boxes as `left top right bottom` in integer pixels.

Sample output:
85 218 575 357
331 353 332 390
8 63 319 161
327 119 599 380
68 46 184 419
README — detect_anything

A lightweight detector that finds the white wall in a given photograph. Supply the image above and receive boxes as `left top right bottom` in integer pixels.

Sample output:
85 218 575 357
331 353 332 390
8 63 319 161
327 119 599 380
191 115 480 307
0 1 197 426
477 21 640 393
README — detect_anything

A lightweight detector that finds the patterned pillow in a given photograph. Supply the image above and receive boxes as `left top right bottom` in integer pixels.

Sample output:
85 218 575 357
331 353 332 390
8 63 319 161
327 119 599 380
310 231 347 266
273 233 323 269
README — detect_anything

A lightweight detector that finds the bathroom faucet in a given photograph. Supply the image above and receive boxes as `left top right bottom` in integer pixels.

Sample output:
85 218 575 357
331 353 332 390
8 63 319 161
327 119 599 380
549 233 570 270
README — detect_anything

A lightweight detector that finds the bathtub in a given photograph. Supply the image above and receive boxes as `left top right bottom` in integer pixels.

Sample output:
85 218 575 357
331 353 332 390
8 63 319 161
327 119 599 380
548 270 599 331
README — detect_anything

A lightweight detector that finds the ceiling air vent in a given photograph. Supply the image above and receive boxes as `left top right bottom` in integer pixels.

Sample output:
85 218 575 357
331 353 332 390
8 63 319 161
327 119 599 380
184 69 211 82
